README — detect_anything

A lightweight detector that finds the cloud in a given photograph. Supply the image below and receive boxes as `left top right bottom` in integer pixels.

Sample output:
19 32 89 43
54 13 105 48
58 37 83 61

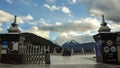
89 9 103 17
37 17 101 45
68 0 79 4
29 21 37 26
27 26 50 39
61 6 71 14
82 0 120 23
23 15 33 20
54 34 95 45
47 0 56 2
0 10 13 23
0 27 3 32
16 15 33 24
72 0 77 3
44 4 59 11
0 10 33 24
6 0 12 4
39 17 100 32
0 24 3 32
46 0 56 4
109 22 120 32
12 15 33 24
37 17 100 45
44 4 72 15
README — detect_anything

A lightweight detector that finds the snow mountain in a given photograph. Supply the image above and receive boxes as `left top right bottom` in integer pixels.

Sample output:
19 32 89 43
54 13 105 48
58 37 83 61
62 40 95 53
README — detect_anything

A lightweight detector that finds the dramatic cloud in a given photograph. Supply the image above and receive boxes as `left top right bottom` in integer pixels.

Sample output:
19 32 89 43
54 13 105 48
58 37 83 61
39 17 100 32
27 26 50 39
54 34 95 45
38 17 100 45
82 0 120 23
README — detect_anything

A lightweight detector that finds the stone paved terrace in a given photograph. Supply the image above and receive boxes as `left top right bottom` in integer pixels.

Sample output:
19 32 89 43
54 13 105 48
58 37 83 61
0 54 120 68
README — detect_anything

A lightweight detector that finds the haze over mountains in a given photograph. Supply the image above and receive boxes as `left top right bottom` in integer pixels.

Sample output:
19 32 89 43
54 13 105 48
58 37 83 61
62 40 95 53
53 35 95 46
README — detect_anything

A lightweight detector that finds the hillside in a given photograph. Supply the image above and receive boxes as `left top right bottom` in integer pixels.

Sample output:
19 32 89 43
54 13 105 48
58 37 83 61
20 32 61 53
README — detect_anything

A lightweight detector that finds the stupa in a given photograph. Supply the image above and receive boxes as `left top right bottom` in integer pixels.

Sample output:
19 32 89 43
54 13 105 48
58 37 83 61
7 15 21 33
93 15 120 64
98 15 111 32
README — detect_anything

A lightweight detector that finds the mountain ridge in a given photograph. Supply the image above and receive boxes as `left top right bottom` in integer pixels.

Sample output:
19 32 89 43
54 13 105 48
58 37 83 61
62 40 95 53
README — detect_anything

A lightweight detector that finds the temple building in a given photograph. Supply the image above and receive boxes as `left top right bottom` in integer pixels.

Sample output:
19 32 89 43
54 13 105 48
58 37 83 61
0 15 61 64
93 15 120 64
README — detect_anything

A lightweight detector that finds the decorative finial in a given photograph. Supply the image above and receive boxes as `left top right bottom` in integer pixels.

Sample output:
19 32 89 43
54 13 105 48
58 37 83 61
12 15 18 27
14 15 17 24
102 15 105 23
101 15 107 26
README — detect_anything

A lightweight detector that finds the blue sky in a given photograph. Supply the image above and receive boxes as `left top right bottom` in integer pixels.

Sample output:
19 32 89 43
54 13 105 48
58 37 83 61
0 0 120 45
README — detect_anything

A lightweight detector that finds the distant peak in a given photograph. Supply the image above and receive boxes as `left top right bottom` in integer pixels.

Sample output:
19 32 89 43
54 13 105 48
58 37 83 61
70 40 76 42
66 40 80 44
